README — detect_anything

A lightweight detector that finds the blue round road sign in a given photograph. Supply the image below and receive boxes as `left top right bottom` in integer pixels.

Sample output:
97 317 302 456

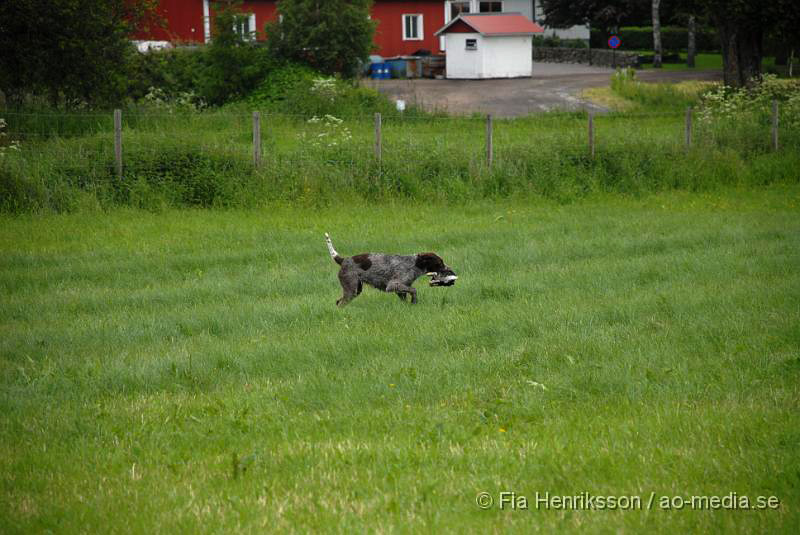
608 35 621 49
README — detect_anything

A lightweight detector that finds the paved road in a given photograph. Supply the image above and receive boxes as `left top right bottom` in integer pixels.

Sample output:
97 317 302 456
366 63 723 117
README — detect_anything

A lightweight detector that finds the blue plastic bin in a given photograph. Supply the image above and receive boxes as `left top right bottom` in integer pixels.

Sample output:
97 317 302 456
387 59 407 78
370 63 390 79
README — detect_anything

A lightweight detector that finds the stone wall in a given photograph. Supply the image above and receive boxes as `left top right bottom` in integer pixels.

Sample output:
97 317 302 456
533 47 640 68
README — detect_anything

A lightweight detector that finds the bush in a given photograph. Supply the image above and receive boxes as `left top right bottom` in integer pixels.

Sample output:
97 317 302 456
126 2 279 108
533 35 588 49
699 75 800 134
245 63 419 117
265 0 375 79
127 48 209 102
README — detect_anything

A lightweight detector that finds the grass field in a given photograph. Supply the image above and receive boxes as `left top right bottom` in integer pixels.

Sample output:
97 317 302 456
631 52 782 73
1 186 799 532
634 52 724 71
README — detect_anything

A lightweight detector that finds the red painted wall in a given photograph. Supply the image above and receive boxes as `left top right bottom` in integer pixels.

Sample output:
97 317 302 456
371 1 445 57
441 19 477 33
240 1 278 40
133 0 278 43
134 1 445 56
133 0 205 43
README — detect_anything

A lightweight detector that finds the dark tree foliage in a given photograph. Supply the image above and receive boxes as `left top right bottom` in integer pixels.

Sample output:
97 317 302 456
0 0 159 106
704 0 800 86
540 0 800 87
538 0 650 31
200 1 275 106
265 0 376 79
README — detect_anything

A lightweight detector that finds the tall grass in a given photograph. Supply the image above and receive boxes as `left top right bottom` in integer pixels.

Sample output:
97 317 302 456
1 108 799 213
610 68 700 109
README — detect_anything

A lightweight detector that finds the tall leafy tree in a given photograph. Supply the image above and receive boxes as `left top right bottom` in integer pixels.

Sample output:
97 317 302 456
705 0 799 86
0 0 158 106
538 0 648 32
200 1 269 106
265 0 376 78
541 0 800 87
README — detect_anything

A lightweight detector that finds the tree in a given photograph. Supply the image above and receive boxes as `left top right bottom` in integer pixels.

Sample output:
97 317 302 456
669 0 798 86
265 0 376 78
539 0 644 32
199 1 271 106
703 0 800 87
542 0 800 87
652 0 662 68
0 0 158 106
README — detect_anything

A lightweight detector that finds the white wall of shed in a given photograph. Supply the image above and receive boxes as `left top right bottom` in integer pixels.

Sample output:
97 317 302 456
444 33 532 79
444 33 484 78
482 35 532 78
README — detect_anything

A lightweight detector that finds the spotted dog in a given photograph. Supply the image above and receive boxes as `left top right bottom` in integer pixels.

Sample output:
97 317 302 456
324 233 457 306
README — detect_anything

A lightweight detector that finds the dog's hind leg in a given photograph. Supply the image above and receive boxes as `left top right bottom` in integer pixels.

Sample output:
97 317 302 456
336 270 360 307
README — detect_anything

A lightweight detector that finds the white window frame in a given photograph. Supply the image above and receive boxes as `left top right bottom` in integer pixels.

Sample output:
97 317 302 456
449 1 471 20
402 14 423 41
233 13 257 41
203 0 211 43
441 1 504 50
465 38 478 50
442 1 471 50
478 1 503 13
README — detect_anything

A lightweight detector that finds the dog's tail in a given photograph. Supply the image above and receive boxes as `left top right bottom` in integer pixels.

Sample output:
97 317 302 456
325 233 344 265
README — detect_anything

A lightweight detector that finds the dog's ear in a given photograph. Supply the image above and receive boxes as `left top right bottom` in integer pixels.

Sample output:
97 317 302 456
415 253 445 273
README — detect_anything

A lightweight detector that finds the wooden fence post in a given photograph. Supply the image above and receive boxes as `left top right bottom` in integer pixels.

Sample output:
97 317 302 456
252 111 261 167
113 109 122 179
486 114 493 168
772 100 779 151
685 106 692 151
588 111 595 159
374 112 382 162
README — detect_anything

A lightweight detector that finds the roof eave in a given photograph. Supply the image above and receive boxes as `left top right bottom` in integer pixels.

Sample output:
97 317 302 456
434 16 478 37
482 32 540 37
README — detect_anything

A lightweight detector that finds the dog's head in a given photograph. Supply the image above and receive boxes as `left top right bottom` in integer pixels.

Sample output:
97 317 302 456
415 253 458 287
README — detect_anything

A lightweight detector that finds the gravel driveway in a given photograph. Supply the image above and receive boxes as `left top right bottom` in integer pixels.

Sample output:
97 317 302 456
366 63 723 117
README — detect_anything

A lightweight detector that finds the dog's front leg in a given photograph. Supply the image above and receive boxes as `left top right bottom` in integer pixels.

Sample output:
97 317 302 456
386 281 417 304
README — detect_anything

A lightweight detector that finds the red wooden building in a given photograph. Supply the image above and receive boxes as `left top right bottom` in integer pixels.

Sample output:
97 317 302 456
133 1 450 57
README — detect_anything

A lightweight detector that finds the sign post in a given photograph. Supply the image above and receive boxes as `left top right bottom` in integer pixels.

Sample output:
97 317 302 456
608 35 621 68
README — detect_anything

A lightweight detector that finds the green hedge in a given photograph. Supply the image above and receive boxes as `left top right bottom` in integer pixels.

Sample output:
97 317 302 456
591 26 719 52
532 35 588 49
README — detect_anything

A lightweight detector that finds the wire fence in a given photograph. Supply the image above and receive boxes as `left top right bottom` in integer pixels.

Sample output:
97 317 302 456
1 105 788 177
1 105 794 213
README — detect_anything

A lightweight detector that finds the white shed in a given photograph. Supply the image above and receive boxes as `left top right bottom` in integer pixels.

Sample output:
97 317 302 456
435 13 544 79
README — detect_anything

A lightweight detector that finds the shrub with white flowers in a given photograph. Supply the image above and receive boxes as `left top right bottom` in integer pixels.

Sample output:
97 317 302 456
698 75 800 129
143 86 207 112
309 77 340 103
298 114 352 149
0 118 21 157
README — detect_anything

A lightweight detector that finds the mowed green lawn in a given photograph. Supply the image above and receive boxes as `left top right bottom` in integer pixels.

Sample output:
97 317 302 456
632 51 778 72
1 187 799 533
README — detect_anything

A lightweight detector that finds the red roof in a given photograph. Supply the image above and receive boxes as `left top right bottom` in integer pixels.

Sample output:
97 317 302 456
435 13 544 37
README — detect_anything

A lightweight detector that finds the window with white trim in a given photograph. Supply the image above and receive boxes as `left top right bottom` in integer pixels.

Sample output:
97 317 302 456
465 38 477 50
450 1 470 19
402 14 423 40
479 1 502 12
234 13 257 41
